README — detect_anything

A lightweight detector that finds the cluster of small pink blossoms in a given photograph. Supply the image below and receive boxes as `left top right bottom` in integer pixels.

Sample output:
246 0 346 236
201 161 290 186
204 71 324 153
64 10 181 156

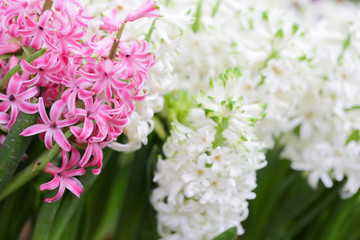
0 0 159 202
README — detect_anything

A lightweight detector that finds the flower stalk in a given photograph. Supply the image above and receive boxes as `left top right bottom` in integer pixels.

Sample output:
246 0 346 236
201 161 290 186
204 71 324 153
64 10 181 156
108 23 126 60
41 0 54 14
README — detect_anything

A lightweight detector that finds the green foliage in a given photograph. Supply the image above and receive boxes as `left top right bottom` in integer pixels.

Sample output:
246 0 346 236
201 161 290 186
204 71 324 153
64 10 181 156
213 226 238 240
346 129 360 145
242 145 360 240
0 112 38 194
212 117 229 149
164 90 195 127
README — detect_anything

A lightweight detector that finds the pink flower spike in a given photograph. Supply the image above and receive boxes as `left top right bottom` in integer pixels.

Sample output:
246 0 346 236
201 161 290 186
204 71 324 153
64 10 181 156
125 0 160 23
40 149 85 202
21 98 78 151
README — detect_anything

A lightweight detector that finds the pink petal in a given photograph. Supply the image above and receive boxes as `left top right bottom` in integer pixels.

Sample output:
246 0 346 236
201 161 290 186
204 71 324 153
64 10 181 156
16 87 38 100
40 176 60 191
79 117 93 141
63 168 86 178
17 101 38 114
63 177 84 198
20 124 48 136
79 143 92 167
70 126 83 139
67 148 80 169
38 98 52 125
38 10 52 27
7 76 22 96
54 130 71 151
0 101 11 112
58 150 69 173
44 183 66 203
20 59 38 74
6 105 19 129
0 112 9 124
44 130 54 150
56 117 78 128
50 99 66 122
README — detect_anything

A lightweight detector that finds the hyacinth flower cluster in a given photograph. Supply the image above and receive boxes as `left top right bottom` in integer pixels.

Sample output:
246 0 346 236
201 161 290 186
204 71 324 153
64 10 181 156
0 0 159 202
151 68 267 239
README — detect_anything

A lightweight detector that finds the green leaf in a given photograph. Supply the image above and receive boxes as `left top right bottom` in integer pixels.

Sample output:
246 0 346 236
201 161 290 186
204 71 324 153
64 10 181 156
275 28 284 39
346 129 360 145
213 226 238 240
32 193 62 240
262 11 268 21
0 112 38 194
292 23 299 34
113 141 160 239
343 34 351 50
192 0 203 32
0 183 37 239
344 105 360 111
92 153 133 240
211 0 221 17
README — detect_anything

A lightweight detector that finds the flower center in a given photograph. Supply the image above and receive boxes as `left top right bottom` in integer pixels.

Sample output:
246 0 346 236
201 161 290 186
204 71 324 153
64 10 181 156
50 123 57 129
126 54 130 58
39 26 44 31
39 68 43 71
9 95 15 101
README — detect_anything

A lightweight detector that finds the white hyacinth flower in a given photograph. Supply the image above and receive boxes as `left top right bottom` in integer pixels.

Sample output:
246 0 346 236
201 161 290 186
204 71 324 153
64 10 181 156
151 69 266 239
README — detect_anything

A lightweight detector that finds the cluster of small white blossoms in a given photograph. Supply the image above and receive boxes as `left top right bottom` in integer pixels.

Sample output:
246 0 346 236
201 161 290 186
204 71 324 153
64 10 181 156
275 0 360 198
162 0 360 197
151 69 266 239
78 0 192 151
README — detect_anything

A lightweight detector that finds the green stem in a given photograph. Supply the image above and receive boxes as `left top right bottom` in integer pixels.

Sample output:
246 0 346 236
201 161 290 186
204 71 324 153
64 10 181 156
145 19 157 42
41 0 53 14
0 130 72 201
0 48 47 92
108 23 126 60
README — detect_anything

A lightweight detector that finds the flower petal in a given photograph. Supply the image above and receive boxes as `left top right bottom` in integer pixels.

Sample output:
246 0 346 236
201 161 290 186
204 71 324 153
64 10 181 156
21 124 48 136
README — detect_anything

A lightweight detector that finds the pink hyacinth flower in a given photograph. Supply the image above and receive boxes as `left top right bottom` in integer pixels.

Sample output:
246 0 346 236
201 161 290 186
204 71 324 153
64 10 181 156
21 98 78 151
80 59 127 100
18 10 58 50
118 40 155 78
20 52 62 86
0 33 20 55
125 0 160 23
61 65 93 114
0 76 38 129
70 98 108 141
40 149 85 203
100 9 122 33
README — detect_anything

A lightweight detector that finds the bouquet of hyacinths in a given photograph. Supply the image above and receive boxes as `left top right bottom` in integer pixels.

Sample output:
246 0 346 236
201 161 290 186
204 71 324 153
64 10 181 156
3 0 360 239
